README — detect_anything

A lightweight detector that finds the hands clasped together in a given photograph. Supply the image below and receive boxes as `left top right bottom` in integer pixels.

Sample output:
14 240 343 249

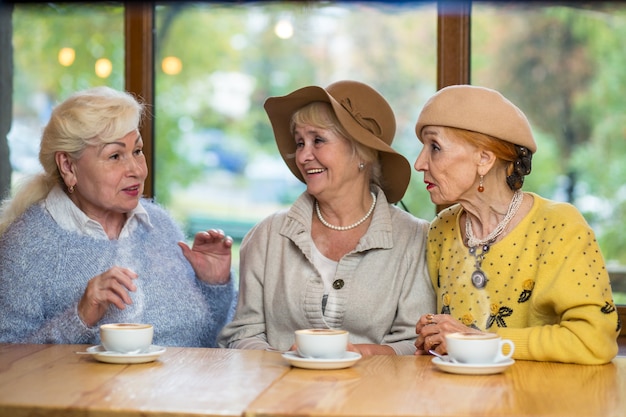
78 229 232 327
414 313 483 356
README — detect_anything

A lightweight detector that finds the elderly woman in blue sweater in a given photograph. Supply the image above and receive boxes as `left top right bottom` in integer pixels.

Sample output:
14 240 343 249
0 86 235 347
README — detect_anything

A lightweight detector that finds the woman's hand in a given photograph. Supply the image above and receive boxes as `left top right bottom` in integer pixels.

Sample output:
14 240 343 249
77 266 138 327
414 313 482 356
178 229 233 285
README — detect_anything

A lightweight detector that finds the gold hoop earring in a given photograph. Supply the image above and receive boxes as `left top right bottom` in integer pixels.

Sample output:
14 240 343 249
68 185 75 194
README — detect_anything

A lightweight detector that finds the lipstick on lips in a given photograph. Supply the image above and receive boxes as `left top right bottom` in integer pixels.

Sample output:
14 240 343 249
122 184 142 197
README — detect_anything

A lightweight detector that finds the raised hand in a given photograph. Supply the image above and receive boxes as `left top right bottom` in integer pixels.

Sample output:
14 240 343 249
178 229 233 285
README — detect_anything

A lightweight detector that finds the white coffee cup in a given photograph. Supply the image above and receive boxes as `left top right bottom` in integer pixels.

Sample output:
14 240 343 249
445 332 514 364
295 328 349 359
100 323 154 354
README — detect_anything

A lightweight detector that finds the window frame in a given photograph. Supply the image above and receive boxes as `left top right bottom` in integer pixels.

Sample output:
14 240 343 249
2 0 622 334
121 1 624 335
123 0 472 203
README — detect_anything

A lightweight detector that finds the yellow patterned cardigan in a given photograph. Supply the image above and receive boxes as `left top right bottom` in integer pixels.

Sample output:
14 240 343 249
427 192 620 364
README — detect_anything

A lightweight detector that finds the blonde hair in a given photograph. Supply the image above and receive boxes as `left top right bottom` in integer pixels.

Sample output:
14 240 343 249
0 86 145 235
290 101 383 187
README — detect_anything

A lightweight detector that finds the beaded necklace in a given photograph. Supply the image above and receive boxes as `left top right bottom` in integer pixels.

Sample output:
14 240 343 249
465 190 523 288
315 192 376 231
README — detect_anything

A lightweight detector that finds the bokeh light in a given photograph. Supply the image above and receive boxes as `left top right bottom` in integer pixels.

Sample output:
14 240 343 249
162 56 182 75
58 47 75 66
274 19 293 39
95 58 112 78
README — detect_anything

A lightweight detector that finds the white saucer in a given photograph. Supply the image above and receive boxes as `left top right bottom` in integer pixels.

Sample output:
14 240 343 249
83 345 166 364
432 356 515 375
282 350 362 370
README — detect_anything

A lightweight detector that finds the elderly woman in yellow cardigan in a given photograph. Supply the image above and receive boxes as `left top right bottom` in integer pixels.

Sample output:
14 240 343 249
413 85 620 365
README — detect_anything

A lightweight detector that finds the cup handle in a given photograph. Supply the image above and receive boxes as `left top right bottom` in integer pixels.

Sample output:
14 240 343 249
496 339 515 361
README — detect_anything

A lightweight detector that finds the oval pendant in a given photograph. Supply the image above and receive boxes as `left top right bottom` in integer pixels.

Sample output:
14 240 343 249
471 269 488 289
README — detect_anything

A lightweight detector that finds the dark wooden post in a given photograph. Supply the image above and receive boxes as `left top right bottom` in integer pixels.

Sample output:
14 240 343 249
0 3 14 200
124 1 155 198
435 0 471 213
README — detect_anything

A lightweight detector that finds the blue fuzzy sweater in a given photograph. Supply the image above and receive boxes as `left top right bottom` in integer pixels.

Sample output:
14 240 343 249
0 200 236 347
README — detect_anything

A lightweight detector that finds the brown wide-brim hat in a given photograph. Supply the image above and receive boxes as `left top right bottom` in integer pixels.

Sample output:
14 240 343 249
415 85 537 153
264 80 411 203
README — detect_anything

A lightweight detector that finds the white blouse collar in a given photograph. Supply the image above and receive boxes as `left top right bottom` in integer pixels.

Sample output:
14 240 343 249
44 185 152 240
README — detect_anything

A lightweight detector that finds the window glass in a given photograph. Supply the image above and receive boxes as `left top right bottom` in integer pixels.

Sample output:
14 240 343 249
471 2 626 303
9 3 124 183
154 1 438 270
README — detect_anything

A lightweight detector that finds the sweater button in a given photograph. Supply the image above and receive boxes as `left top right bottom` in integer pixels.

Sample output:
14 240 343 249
332 279 344 290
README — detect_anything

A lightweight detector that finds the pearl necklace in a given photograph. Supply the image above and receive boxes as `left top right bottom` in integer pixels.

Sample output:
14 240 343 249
465 190 524 288
465 190 524 248
315 192 376 231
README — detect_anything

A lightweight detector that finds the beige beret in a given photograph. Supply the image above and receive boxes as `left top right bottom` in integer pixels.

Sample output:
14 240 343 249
415 85 537 153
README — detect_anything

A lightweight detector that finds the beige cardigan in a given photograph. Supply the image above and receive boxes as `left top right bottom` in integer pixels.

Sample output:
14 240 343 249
218 188 435 355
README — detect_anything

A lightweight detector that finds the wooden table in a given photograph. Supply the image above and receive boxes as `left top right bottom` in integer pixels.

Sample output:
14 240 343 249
1 343 625 417
0 343 289 417
246 354 626 417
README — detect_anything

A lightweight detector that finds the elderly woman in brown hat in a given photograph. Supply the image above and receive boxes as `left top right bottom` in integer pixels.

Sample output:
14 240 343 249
218 80 435 356
413 85 620 364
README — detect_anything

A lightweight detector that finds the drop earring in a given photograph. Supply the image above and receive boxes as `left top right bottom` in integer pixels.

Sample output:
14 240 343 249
478 175 484 193
68 185 75 194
